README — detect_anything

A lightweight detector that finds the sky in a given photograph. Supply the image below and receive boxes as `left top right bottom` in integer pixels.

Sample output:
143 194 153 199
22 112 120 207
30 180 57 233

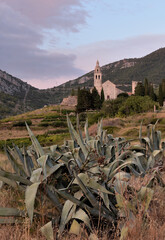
1 0 165 89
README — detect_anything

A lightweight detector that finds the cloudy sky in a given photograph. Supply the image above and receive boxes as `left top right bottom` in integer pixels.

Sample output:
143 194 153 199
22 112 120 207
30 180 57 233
1 0 165 89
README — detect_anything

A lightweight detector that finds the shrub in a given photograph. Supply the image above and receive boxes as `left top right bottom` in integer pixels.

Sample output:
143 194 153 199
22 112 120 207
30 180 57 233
13 120 32 127
101 97 127 117
118 96 157 117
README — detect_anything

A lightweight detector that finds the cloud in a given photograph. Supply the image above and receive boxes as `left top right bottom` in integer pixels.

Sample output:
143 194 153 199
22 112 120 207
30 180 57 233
0 2 85 88
1 0 87 31
74 35 165 71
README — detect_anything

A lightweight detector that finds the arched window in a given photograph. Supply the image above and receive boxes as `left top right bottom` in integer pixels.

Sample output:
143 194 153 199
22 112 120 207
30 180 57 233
107 95 110 100
96 75 97 79
97 69 98 72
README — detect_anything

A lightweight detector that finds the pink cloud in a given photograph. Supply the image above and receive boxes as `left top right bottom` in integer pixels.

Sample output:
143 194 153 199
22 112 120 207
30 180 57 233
1 0 87 31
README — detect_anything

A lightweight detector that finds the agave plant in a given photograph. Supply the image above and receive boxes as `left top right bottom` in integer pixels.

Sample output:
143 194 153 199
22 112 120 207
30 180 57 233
0 116 164 240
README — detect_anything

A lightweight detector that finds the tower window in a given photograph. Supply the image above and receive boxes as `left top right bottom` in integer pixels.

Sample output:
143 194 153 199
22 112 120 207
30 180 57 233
96 75 97 79
98 75 100 79
97 69 98 72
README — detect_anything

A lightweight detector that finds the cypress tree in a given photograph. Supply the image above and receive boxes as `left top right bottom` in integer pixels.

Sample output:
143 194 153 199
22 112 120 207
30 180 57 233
135 82 145 96
101 88 105 105
144 78 149 95
158 84 163 106
91 87 101 109
149 84 157 101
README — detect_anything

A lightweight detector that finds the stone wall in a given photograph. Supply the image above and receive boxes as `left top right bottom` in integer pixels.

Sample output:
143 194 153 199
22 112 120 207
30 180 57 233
60 96 77 106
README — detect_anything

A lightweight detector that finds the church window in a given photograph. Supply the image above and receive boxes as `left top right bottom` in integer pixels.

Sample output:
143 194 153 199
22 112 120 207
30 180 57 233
107 95 110 99
96 75 97 79
98 75 100 79
97 69 98 72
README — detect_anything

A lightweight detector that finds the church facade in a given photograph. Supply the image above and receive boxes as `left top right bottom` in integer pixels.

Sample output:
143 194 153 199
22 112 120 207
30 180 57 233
94 60 123 100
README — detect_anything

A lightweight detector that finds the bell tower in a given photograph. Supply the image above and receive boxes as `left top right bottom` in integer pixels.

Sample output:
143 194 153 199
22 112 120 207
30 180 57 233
94 60 102 95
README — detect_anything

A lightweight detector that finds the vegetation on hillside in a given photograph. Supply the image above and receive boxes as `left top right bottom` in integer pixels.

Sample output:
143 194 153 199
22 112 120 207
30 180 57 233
0 116 164 239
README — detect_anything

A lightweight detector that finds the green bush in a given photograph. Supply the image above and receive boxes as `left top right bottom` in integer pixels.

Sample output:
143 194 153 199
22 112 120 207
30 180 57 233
118 96 157 117
13 120 32 127
51 121 67 128
87 112 105 125
101 97 127 117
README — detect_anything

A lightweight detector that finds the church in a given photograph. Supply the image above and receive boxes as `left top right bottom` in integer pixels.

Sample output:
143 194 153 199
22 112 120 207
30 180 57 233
94 60 124 100
61 60 135 106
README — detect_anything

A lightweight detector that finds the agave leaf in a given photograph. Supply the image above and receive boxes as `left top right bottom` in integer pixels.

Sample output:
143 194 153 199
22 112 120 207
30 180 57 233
0 169 31 186
73 172 98 208
69 219 81 236
84 118 90 141
37 155 49 178
26 122 45 158
45 163 64 179
97 119 103 144
40 221 54 240
4 147 26 177
142 137 152 151
22 145 33 176
147 150 162 170
30 168 42 183
114 172 131 182
50 145 58 154
59 191 83 233
67 116 88 159
100 192 110 210
0 218 23 224
25 182 40 223
109 158 145 180
59 200 76 234
0 175 18 189
73 173 113 195
105 145 115 162
76 114 84 143
0 207 24 217
72 208 92 231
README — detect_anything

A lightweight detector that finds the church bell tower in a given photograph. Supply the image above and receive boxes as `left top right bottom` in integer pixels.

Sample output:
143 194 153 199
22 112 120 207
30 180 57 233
94 60 102 95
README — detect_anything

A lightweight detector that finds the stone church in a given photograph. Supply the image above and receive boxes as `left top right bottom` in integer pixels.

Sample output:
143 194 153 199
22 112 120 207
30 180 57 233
94 60 123 100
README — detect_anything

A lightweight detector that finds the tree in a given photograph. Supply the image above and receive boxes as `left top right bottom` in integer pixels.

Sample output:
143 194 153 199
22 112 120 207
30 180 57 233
135 82 145 96
76 88 92 113
149 84 157 101
91 87 101 110
158 84 163 106
144 78 149 96
101 88 105 105
161 79 165 98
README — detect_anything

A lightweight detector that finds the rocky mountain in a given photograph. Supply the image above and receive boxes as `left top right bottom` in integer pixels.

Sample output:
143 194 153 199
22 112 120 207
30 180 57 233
1 47 165 118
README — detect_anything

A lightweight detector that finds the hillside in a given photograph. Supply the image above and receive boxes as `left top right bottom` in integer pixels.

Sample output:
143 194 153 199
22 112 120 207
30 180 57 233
1 47 165 118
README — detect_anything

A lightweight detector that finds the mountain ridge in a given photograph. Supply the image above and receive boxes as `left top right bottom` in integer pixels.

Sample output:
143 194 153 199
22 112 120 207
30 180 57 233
0 47 165 118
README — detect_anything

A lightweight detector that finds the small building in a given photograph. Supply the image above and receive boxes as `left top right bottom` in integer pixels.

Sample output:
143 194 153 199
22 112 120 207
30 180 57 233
60 96 77 107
